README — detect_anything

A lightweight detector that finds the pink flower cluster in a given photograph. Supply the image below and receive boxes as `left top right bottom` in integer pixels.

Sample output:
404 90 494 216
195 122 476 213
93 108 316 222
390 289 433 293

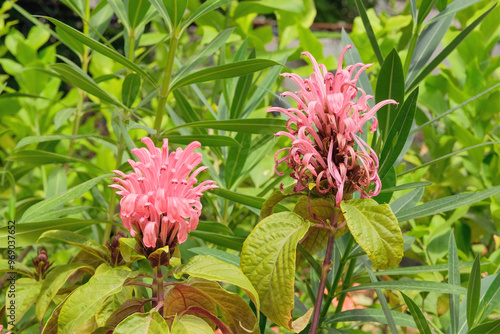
270 45 397 206
110 137 217 248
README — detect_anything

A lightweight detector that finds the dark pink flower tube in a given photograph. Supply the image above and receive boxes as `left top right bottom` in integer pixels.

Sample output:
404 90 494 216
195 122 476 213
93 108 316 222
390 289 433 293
110 137 217 248
270 45 397 206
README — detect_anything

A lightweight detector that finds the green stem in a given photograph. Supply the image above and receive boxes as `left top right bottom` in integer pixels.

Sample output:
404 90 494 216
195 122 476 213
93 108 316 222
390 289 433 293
128 29 136 62
403 22 421 76
319 235 356 320
334 257 358 314
153 34 179 142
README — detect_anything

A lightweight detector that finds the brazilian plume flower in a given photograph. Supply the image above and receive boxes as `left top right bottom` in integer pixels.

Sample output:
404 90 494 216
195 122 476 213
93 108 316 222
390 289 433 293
110 137 217 248
270 45 397 206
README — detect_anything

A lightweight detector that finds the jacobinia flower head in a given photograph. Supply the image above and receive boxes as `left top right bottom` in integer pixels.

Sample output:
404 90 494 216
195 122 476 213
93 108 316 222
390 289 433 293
110 137 217 248
270 45 397 206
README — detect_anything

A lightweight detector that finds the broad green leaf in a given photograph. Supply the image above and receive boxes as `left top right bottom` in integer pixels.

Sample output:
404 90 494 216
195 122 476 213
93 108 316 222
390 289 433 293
188 247 240 267
190 231 245 251
0 219 111 248
170 59 280 91
180 0 233 32
340 280 467 295
406 4 496 93
165 118 286 135
38 230 109 263
128 0 151 29
225 133 251 189
240 212 311 332
293 196 345 267
15 134 115 150
426 0 484 25
353 0 383 64
379 88 418 180
401 292 432 334
0 260 35 277
44 17 156 87
468 320 500 334
176 255 259 309
449 233 460 334
122 73 141 108
104 298 146 328
374 261 478 276
114 311 170 334
6 278 42 327
171 314 214 334
390 187 425 214
259 190 298 220
467 255 481 328
324 308 416 328
375 49 405 142
36 263 94 321
341 198 403 269
165 0 187 28
167 135 240 147
20 174 112 223
476 273 500 323
406 14 454 87
7 150 98 168
211 188 289 213
174 28 234 82
58 264 131 333
50 63 125 108
396 185 500 222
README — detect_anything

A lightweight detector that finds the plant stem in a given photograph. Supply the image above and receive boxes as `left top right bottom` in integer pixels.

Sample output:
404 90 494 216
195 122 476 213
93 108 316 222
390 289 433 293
403 22 421 76
152 265 164 313
153 34 178 142
319 235 356 320
334 257 357 314
309 229 336 334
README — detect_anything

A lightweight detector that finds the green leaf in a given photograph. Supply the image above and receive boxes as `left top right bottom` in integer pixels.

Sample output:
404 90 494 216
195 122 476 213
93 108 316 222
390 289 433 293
240 212 311 332
341 198 403 269
374 261 478 276
324 308 416 328
449 232 460 334
476 273 500 323
146 0 171 30
380 181 432 193
353 0 383 64
426 0 483 25
165 0 187 27
165 118 287 135
467 255 481 328
0 219 111 248
50 63 125 108
0 260 35 277
128 0 151 29
122 73 141 108
212 188 289 213
375 49 405 143
177 255 260 309
259 190 298 220
188 247 240 267
406 4 496 93
36 263 94 322
7 150 98 168
396 185 500 222
180 0 233 32
46 167 67 199
56 25 84 56
417 0 438 25
401 293 432 334
390 187 425 214
15 134 115 150
6 278 42 327
174 28 234 82
339 280 467 295
114 311 170 334
38 230 109 263
166 135 240 147
171 314 213 334
379 88 418 180
44 17 156 87
190 231 245 251
225 133 251 189
20 174 112 223
58 264 131 333
468 320 500 334
170 59 281 91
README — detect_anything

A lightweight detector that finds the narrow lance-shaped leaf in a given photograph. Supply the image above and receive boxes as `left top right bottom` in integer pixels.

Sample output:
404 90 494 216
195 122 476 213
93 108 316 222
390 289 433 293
449 232 460 334
400 292 432 334
476 273 500 323
122 73 141 108
467 255 481 328
165 0 187 28
180 0 233 33
225 133 251 189
353 0 383 64
164 118 287 135
128 0 151 29
426 0 484 25
341 198 403 270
